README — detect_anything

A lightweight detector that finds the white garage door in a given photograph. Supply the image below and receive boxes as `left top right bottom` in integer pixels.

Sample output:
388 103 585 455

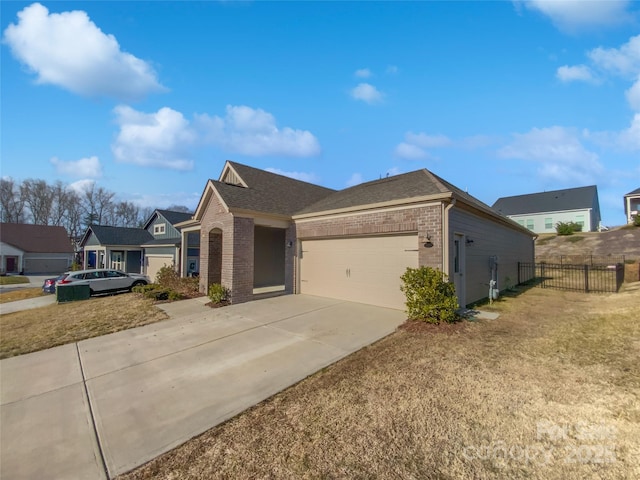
299 234 419 310
146 256 173 283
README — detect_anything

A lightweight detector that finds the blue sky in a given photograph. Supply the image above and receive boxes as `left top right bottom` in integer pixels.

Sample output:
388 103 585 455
1 1 639 226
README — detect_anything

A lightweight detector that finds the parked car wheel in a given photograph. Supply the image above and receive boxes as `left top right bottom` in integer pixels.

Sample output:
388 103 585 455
130 280 146 290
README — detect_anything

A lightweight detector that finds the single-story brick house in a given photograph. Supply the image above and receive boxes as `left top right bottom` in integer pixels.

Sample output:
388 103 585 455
178 161 536 309
0 223 74 274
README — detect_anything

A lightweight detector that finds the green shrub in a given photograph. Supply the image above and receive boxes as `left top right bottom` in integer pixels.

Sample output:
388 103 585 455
155 265 179 286
132 284 156 294
633 215 640 227
208 283 230 304
400 266 458 324
556 221 583 235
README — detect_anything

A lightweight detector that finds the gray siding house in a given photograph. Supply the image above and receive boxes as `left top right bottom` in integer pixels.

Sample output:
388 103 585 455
79 209 198 280
492 185 602 233
142 209 199 281
181 161 536 309
81 226 152 273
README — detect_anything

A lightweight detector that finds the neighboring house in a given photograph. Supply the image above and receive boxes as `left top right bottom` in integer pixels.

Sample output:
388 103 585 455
79 209 198 280
492 186 602 234
81 225 152 274
0 223 73 274
624 188 640 224
178 161 536 309
141 209 200 281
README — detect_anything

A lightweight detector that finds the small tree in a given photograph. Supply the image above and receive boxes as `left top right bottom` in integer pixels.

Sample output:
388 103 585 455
400 266 458 324
633 215 640 227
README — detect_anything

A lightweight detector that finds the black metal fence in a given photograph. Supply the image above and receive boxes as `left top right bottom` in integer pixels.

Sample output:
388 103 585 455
518 262 624 293
535 254 627 265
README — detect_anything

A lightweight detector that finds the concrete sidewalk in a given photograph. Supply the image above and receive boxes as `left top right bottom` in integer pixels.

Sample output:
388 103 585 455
0 295 405 479
0 295 56 314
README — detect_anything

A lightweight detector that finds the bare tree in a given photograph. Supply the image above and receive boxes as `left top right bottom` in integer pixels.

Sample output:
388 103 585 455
166 204 191 213
21 179 54 225
138 207 155 228
0 178 26 223
63 190 84 239
114 201 140 227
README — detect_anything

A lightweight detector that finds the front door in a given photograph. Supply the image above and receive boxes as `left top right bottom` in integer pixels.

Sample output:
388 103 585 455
6 257 16 273
111 251 123 270
453 234 466 308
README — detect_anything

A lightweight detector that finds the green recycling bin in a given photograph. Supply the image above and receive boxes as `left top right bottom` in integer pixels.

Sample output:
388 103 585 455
56 283 91 303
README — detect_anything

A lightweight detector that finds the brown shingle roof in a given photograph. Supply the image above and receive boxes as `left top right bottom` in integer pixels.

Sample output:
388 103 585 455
296 169 452 214
213 162 335 216
0 223 73 253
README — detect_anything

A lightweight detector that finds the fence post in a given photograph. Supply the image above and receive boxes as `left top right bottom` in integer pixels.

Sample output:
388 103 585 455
517 262 521 285
584 264 589 293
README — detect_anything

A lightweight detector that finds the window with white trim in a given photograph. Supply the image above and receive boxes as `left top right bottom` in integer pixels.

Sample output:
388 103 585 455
154 223 166 235
545 218 553 229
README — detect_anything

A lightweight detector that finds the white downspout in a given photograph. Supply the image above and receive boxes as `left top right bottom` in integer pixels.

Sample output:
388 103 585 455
442 198 456 275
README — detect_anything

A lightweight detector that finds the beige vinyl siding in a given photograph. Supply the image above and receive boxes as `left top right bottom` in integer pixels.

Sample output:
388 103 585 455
449 208 534 305
299 234 418 310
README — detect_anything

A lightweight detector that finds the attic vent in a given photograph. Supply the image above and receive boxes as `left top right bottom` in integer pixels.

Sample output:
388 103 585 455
222 169 243 186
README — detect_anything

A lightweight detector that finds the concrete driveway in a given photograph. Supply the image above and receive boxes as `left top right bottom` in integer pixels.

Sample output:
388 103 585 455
0 295 406 479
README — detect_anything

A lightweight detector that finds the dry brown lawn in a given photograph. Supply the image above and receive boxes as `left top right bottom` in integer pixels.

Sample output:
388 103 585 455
120 283 640 480
0 293 168 359
0 287 45 303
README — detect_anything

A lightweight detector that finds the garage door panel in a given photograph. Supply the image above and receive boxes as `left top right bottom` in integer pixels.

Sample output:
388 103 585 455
299 235 418 310
147 256 173 283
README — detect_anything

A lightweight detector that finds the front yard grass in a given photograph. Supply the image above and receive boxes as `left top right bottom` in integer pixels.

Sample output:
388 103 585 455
0 276 29 285
0 287 45 303
120 283 640 480
0 293 168 359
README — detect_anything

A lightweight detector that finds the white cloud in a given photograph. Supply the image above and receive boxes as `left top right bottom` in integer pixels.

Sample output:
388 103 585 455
498 126 604 183
346 173 364 187
617 113 640 150
521 0 634 32
556 64 597 83
350 83 383 104
354 68 372 78
405 132 452 149
394 142 428 160
588 34 640 77
50 155 102 178
196 105 320 157
2 3 165 101
112 105 196 170
627 77 640 111
393 131 452 160
68 179 95 194
265 168 320 184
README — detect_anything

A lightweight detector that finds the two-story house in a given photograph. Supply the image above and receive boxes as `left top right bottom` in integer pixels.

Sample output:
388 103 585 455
492 186 602 234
